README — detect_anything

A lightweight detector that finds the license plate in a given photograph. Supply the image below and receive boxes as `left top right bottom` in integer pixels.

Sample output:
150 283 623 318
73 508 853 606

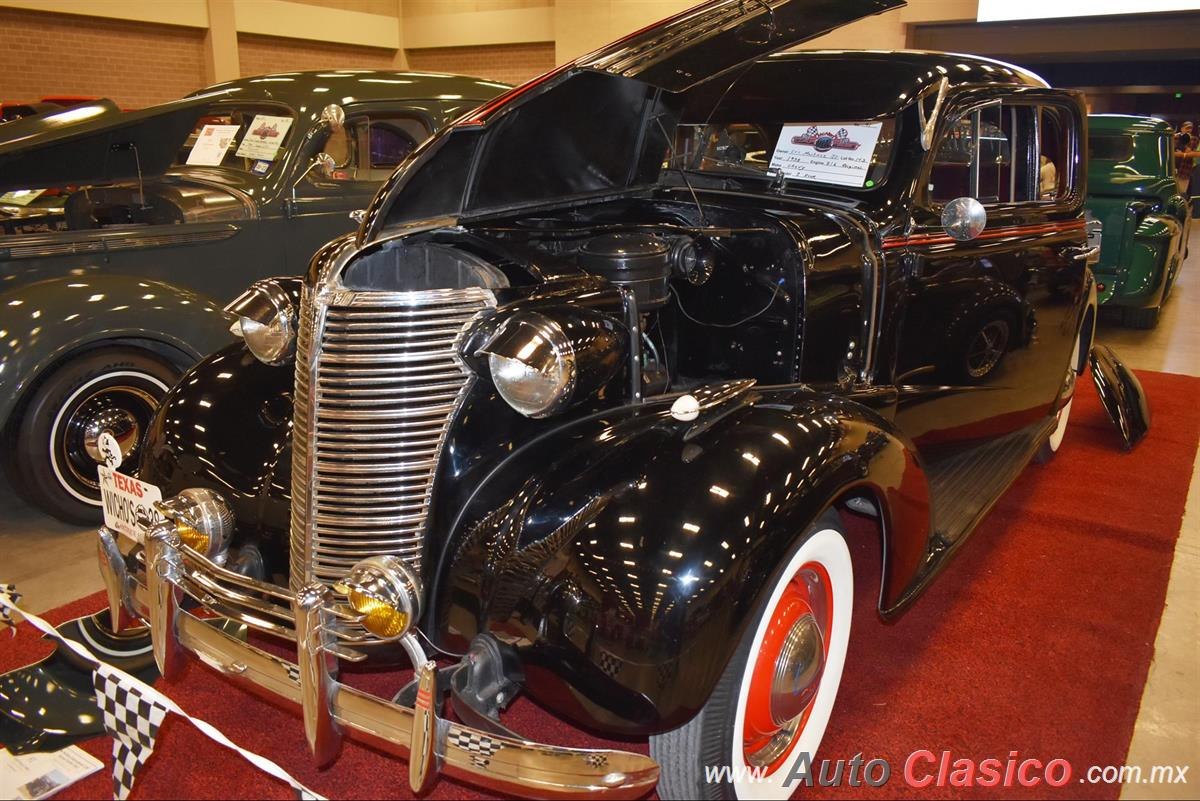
98 466 163 543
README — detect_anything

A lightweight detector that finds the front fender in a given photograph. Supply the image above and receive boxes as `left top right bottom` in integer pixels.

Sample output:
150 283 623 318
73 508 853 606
439 386 931 735
0 275 232 426
1114 214 1183 306
138 342 295 574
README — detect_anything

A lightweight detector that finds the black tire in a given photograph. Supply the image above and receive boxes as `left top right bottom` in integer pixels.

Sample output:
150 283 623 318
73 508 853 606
651 511 852 800
57 610 153 674
1122 305 1160 330
7 347 180 524
1035 326 1087 465
944 310 1016 384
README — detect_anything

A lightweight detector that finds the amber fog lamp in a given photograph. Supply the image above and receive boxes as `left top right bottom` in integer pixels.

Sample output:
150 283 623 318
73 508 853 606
157 487 235 561
479 312 577 418
340 556 422 640
225 278 300 366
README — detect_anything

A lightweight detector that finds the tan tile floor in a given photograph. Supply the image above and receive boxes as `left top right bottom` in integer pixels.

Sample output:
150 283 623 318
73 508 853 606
1 231 1197 792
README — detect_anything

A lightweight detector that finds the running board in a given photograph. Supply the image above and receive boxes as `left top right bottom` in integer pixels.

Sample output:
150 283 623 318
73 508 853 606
925 420 1051 546
886 419 1053 615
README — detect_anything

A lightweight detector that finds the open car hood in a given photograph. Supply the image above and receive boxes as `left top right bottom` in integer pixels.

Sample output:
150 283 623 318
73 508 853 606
363 0 903 240
0 92 229 192
574 0 903 93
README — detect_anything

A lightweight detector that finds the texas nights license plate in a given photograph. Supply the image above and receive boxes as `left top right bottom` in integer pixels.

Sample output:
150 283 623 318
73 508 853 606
98 466 163 543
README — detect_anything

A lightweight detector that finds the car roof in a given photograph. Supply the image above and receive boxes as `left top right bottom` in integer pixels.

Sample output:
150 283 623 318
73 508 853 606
191 70 510 105
770 49 1048 88
1088 114 1173 135
679 49 1051 123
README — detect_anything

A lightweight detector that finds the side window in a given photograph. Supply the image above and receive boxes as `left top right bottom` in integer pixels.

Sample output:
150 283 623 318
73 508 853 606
320 114 430 183
929 102 1038 205
1038 105 1075 200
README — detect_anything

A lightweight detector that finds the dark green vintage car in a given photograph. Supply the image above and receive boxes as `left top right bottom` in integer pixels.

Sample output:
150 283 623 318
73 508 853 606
1086 114 1191 328
0 71 506 523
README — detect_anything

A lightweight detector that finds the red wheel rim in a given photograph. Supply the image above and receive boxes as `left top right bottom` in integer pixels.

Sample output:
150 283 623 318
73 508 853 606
742 560 833 775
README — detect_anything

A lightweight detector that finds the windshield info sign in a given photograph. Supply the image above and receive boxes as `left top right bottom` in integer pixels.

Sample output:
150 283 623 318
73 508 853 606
769 122 884 188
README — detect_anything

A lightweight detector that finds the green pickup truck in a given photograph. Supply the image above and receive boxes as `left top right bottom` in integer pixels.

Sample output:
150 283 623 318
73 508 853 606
1086 114 1190 328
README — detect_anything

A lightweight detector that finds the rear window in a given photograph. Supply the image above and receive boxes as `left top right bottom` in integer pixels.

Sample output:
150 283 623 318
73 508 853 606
1089 135 1135 162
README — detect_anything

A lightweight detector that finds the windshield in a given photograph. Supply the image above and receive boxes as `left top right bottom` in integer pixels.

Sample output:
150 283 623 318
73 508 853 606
671 117 897 191
172 103 297 174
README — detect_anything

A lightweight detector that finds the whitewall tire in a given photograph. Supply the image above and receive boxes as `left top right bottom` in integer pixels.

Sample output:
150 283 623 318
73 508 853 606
1039 331 1083 462
7 347 180 524
651 511 853 800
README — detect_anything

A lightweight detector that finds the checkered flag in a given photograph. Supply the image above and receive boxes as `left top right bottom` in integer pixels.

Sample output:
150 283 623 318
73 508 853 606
3 590 325 800
0 584 21 637
94 663 170 800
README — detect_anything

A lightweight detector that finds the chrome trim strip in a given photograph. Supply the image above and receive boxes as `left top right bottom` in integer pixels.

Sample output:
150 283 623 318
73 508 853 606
0 224 240 260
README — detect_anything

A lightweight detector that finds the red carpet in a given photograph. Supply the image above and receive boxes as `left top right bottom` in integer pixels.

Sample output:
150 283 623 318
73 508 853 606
3 369 1198 800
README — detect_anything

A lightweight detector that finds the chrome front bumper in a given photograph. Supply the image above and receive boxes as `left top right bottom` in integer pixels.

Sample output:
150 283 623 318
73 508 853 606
97 526 658 799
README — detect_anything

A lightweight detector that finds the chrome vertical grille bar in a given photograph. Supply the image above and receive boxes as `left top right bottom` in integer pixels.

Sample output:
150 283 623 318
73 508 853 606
290 287 494 591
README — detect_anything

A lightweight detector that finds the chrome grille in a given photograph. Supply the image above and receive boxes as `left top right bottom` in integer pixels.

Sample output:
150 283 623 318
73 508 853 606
290 287 495 589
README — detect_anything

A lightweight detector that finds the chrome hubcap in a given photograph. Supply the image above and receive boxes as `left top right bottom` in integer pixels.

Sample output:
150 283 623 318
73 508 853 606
61 384 159 492
769 611 826 725
82 407 141 468
743 563 833 772
967 319 1010 378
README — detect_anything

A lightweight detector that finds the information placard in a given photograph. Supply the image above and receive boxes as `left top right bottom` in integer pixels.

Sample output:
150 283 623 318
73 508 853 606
186 124 240 166
234 114 293 161
768 122 884 188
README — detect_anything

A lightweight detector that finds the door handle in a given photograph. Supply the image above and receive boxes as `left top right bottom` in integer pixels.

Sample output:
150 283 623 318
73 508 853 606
1065 244 1100 263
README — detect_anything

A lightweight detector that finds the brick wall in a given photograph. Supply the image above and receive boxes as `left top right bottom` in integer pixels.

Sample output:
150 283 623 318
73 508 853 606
237 33 397 77
405 42 555 86
0 8 206 109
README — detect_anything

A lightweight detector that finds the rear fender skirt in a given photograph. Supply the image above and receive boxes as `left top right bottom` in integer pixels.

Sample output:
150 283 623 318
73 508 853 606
1089 345 1150 450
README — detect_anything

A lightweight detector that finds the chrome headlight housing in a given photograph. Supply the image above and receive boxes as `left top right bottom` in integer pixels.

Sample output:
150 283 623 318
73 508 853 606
155 487 235 561
480 312 576 418
225 278 300 365
335 556 421 640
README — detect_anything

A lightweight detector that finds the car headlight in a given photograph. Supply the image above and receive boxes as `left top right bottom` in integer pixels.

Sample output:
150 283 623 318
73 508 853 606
334 556 421 640
225 278 300 365
480 312 576 418
156 487 234 561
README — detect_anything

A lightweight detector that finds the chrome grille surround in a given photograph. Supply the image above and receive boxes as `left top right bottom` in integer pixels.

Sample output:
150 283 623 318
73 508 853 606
290 285 496 590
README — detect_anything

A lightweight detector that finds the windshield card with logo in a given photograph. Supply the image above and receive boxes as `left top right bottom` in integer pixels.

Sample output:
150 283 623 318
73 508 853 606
186 123 241 166
769 122 884 188
235 114 293 161
98 465 163 543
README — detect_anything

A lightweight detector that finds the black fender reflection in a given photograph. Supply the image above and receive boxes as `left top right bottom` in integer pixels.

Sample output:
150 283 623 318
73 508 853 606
0 612 156 754
442 386 931 734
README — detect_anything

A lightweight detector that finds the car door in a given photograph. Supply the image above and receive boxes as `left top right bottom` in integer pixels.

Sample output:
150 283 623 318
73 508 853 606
284 103 435 266
890 91 1089 452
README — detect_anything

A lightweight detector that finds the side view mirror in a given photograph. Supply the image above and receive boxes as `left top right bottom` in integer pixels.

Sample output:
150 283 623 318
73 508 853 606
312 151 336 180
319 103 345 129
297 103 346 160
942 196 987 241
290 152 338 206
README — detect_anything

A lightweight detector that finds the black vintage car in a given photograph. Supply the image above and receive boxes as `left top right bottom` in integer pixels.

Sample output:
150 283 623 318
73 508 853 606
95 1 1150 799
